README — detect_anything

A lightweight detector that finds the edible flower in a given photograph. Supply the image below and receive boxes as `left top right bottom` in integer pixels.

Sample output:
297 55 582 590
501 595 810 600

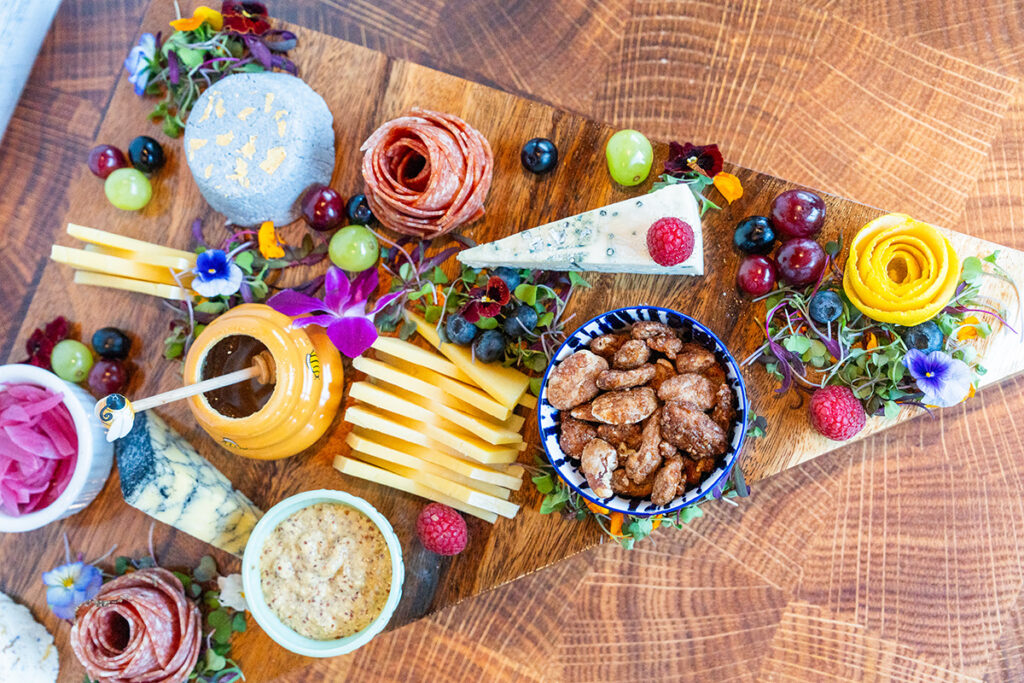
217 573 248 612
169 5 224 32
267 266 402 357
903 349 973 407
192 249 244 298
257 220 285 259
956 315 982 341
222 1 271 35
460 276 511 323
712 171 743 204
124 33 158 96
42 560 102 620
665 142 723 178
20 316 69 369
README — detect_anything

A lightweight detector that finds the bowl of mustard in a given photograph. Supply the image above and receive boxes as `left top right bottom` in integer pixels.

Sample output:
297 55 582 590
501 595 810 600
242 489 404 657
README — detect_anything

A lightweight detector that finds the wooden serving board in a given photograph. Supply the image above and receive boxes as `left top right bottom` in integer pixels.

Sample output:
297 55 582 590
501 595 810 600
4 4 1024 679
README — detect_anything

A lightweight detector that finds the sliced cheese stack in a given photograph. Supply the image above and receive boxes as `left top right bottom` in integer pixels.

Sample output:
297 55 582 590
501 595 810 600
335 321 536 524
51 223 197 300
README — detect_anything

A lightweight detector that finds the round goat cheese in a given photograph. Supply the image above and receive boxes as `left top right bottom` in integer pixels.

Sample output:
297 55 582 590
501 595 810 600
0 591 59 683
184 72 335 226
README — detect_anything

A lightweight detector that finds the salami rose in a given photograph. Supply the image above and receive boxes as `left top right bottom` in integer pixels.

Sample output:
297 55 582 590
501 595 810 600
70 568 201 683
361 107 493 238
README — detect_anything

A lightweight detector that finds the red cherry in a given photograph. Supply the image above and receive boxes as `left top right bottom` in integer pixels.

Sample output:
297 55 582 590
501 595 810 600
771 189 826 239
88 145 129 179
301 184 345 232
776 238 826 287
737 255 777 296
87 359 128 395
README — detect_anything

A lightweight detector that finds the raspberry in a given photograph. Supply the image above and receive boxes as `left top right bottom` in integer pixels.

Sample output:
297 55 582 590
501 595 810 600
416 503 468 555
646 217 695 267
809 385 866 441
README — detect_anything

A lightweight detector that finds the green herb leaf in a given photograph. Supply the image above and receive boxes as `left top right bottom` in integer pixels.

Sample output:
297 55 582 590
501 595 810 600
475 317 499 330
679 506 704 523
529 377 543 396
514 284 538 306
532 473 555 494
538 312 554 328
408 282 434 301
115 556 130 575
883 400 901 419
399 318 417 341
539 487 569 514
398 262 413 281
782 335 812 355
961 256 983 283
983 250 1001 264
193 555 217 583
424 305 443 324
234 250 254 274
568 271 591 288
232 612 247 632
428 266 449 285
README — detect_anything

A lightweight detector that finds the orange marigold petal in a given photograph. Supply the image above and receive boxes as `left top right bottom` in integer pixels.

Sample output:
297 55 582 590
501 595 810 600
585 500 609 515
609 512 624 537
258 220 285 259
170 16 204 31
957 315 980 341
170 6 223 32
712 171 743 204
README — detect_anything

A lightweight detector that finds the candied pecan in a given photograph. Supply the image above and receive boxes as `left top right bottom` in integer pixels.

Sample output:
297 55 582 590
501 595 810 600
656 373 716 409
659 441 678 460
679 456 717 494
651 456 684 505
597 422 644 450
632 321 675 340
616 444 635 468
649 359 676 392
613 339 650 369
612 468 655 498
711 383 736 431
702 363 727 386
597 364 657 390
646 334 683 359
547 350 608 410
591 387 658 425
570 401 597 421
589 333 628 358
559 417 597 459
580 439 617 498
674 342 716 374
660 400 728 457
626 409 662 483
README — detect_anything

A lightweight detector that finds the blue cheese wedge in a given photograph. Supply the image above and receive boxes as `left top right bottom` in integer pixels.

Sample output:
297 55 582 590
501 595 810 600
0 592 58 683
115 412 262 556
458 183 703 275
184 72 335 226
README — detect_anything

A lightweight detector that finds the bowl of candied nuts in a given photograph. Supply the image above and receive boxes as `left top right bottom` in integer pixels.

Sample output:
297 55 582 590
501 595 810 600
538 306 748 516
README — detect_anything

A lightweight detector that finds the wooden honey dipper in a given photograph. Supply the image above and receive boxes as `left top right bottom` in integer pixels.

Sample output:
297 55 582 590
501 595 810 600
95 351 276 442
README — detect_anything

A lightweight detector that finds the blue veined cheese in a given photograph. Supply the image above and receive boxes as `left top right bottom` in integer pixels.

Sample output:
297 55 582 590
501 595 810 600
184 72 335 226
457 183 703 275
115 412 262 556
0 592 58 683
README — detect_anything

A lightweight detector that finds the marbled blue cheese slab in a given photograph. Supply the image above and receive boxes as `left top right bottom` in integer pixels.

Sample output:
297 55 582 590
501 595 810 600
184 72 335 226
115 412 263 557
0 591 58 683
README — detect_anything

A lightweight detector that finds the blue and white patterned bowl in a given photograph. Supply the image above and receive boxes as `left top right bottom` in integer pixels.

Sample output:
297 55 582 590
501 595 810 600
538 306 748 517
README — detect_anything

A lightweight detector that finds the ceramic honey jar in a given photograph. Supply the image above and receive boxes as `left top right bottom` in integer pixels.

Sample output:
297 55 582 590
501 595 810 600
183 303 343 459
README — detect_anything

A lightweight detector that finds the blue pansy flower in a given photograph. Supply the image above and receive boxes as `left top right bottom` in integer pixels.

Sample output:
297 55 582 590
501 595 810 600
192 249 243 298
125 33 158 96
903 348 973 407
42 561 102 620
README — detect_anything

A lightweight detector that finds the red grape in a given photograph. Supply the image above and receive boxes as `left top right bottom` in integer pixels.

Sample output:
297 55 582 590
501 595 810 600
737 255 777 296
88 359 128 395
771 189 826 238
88 144 129 179
301 184 345 232
776 238 826 287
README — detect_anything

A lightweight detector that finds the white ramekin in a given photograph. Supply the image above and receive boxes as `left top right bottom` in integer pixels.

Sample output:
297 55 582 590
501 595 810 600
0 363 114 532
242 489 405 657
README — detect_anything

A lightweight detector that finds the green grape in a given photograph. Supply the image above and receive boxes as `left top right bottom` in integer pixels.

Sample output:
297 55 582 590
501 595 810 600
51 340 94 383
329 225 380 272
605 129 653 186
104 168 152 211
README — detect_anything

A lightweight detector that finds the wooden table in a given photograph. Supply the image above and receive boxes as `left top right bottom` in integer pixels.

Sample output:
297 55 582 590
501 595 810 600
3 1 1024 681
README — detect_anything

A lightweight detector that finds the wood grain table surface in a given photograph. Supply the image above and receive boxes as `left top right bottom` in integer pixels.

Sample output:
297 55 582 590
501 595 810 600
2 1 1024 681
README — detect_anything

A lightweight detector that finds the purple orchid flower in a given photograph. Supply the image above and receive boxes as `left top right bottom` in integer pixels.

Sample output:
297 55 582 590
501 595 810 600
267 266 401 358
903 348 973 407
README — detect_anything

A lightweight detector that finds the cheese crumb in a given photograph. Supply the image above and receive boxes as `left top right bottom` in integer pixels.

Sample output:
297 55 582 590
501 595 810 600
227 158 249 186
216 131 235 146
204 164 213 179
259 147 287 175
188 138 208 152
238 107 256 121
264 92 275 112
215 98 226 118
238 135 258 159
197 98 214 123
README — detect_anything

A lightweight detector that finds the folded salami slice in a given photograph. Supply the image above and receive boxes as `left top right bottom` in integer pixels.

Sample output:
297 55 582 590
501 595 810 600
70 568 201 683
361 107 493 238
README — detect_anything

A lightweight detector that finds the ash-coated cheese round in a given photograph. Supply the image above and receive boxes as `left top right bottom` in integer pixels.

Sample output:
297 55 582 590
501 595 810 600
0 591 59 683
184 72 336 227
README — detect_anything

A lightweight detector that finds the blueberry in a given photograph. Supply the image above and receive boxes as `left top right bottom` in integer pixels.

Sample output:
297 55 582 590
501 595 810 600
91 327 131 359
473 330 507 363
445 313 478 346
493 266 521 291
346 193 374 224
128 136 165 174
502 303 539 338
520 138 558 174
901 321 944 353
808 291 843 324
733 216 776 254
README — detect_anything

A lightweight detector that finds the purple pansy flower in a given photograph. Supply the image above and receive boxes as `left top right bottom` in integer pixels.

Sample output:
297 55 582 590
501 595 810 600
192 249 243 298
903 348 973 407
125 33 158 96
267 266 401 358
42 560 102 620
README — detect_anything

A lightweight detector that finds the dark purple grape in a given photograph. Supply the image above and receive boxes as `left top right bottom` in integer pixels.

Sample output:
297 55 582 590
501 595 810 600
88 145 129 179
88 359 128 395
733 216 776 254
301 184 345 231
737 255 777 296
128 136 165 174
776 238 826 287
771 189 826 239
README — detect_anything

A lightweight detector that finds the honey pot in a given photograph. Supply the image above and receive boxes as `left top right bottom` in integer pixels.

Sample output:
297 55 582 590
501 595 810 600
183 303 343 459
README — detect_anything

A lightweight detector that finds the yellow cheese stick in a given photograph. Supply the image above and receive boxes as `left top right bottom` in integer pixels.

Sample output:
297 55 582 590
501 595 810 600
520 393 537 410
409 312 530 410
344 404 523 474
67 223 197 263
52 245 187 287
73 271 192 300
370 336 475 383
347 430 514 498
82 243 196 272
333 456 499 523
